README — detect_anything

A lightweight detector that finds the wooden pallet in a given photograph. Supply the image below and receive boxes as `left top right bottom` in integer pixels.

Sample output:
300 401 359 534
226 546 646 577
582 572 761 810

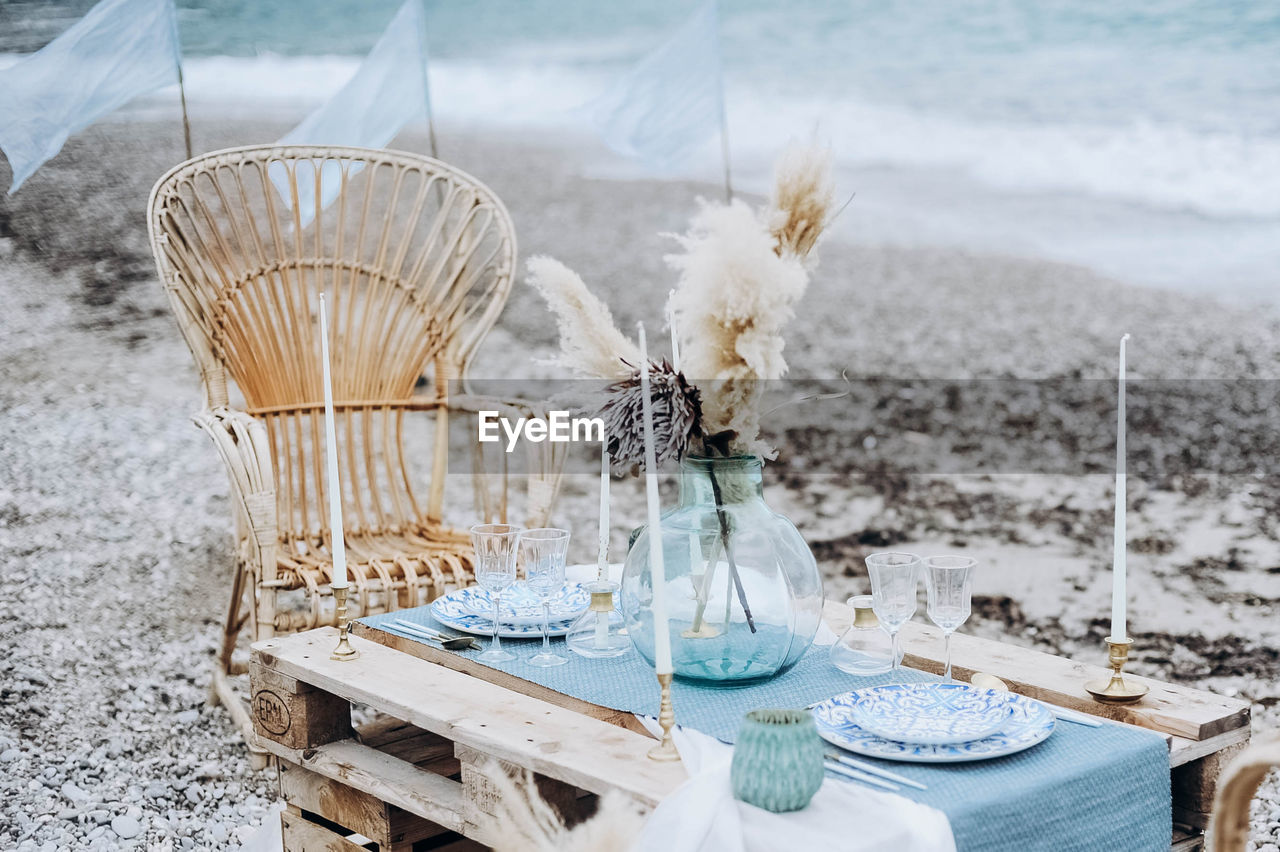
251 605 1248 851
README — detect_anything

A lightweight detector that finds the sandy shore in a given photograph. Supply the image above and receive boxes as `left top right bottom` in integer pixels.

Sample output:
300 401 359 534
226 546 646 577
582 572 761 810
1 117 1278 848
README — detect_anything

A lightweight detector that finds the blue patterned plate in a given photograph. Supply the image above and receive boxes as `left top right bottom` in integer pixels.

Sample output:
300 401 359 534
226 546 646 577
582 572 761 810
432 584 612 638
458 582 590 626
813 690 1055 763
849 683 1013 745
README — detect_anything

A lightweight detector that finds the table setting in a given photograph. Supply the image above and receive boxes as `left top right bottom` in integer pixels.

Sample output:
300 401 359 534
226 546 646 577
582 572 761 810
337 153 1174 850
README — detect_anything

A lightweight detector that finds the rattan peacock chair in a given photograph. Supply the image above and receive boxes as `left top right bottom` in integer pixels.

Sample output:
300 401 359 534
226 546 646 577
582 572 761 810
148 144 564 756
1212 733 1280 851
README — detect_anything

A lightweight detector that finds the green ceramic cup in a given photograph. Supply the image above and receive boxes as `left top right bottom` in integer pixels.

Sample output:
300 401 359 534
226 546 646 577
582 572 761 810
730 708 825 812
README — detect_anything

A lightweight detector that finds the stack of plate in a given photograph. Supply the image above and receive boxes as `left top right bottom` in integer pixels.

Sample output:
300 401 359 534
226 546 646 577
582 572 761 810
811 683 1056 763
430 582 593 638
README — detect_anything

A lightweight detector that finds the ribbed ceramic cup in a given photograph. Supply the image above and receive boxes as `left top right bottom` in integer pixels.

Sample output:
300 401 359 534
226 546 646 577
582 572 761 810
730 709 825 812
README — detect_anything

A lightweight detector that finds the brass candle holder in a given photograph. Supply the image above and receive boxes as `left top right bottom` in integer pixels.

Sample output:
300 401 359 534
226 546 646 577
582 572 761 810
330 586 360 662
1084 636 1147 703
648 672 680 761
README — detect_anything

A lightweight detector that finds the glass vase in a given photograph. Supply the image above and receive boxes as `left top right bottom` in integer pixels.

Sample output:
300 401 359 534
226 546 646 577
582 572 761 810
621 455 824 685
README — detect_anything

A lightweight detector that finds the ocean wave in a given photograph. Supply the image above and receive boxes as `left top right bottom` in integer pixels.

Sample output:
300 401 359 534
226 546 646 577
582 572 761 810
4 51 1277 220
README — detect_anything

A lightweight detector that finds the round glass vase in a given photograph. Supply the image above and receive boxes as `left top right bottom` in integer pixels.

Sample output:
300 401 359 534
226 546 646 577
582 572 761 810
621 455 824 685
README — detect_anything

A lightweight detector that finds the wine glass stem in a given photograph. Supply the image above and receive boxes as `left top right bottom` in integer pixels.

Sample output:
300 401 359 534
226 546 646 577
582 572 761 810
890 628 901 674
944 631 953 682
491 594 502 654
541 601 551 654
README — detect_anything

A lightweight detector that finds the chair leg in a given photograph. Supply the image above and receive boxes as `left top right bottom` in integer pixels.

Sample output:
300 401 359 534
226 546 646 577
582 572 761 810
208 558 248 705
209 661 269 769
207 556 271 769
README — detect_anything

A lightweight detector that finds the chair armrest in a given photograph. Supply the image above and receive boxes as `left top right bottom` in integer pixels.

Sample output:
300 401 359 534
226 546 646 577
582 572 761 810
192 407 277 559
1212 733 1280 852
447 393 545 421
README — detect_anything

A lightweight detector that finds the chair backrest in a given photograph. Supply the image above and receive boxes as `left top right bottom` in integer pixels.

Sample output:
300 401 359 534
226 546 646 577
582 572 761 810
148 144 516 540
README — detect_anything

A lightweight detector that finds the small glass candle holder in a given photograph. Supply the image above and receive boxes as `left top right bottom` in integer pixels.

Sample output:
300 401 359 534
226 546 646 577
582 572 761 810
829 595 894 676
731 709 824 813
565 581 630 658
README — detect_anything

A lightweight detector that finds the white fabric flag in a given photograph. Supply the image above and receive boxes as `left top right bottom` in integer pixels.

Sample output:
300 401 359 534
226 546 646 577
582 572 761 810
591 0 725 167
273 0 432 226
0 0 181 194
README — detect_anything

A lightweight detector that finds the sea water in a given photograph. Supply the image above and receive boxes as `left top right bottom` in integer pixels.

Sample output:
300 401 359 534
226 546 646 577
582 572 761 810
3 0 1277 297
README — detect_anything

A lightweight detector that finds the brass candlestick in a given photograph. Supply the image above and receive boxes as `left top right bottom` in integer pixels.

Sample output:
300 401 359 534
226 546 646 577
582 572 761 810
648 672 680 761
1084 636 1147 703
330 586 360 661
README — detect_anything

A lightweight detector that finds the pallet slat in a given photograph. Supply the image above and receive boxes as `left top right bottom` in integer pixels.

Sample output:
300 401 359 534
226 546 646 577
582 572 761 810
253 632 687 808
258 736 469 836
820 603 1249 741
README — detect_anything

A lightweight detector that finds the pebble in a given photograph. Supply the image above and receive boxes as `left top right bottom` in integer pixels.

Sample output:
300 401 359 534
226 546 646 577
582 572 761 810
59 782 89 804
2 141 1280 852
110 815 141 840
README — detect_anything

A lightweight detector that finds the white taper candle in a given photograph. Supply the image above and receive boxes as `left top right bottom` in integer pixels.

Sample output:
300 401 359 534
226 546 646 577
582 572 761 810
319 294 348 590
598 442 610 581
1110 333 1130 640
638 322 672 674
667 289 681 372
595 441 611 648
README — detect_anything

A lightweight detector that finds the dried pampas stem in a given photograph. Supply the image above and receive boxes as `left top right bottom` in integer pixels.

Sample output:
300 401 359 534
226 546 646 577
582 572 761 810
769 141 835 261
485 765 647 852
526 256 641 379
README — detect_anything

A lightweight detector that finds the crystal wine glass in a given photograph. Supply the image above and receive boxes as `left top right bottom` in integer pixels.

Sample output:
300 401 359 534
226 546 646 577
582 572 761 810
520 528 571 667
865 552 921 677
470 523 522 663
924 555 976 682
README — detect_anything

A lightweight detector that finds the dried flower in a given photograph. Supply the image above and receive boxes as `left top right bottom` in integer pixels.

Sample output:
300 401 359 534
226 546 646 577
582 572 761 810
666 200 809 456
595 359 702 473
525 256 640 379
769 141 835 261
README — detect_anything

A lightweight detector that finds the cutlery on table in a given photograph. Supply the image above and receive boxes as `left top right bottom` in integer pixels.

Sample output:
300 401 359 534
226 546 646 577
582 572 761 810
390 619 480 651
970 673 1103 728
824 752 928 791
823 760 901 792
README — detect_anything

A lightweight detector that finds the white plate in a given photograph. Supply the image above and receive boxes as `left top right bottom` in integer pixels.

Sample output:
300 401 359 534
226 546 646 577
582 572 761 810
813 690 1055 763
848 683 1013 745
458 582 589 626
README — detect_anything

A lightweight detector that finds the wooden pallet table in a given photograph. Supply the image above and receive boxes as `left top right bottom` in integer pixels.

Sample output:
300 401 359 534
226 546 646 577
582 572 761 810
249 603 1249 851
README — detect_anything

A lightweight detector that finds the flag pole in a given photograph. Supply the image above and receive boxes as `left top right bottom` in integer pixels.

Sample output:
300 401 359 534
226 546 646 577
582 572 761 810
177 60 193 160
415 0 439 159
166 0 192 160
713 0 732 202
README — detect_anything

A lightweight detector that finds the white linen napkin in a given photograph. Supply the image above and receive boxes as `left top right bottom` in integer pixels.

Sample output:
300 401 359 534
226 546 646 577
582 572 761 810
632 718 956 852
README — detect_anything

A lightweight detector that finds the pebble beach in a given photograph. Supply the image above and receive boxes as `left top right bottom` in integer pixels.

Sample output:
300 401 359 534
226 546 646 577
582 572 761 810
1 117 1278 849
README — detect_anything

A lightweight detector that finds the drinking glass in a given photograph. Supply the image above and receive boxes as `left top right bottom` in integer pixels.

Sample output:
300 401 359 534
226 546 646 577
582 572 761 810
521 528 571 667
471 523 522 663
924 555 977 682
865 552 921 677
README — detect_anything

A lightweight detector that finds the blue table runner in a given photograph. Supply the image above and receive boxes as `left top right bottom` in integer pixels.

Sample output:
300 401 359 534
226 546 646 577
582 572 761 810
361 607 1171 852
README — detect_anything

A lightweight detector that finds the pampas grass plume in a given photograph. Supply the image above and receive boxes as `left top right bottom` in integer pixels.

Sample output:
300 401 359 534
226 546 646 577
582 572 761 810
769 141 835 261
485 767 647 852
526 256 641 379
